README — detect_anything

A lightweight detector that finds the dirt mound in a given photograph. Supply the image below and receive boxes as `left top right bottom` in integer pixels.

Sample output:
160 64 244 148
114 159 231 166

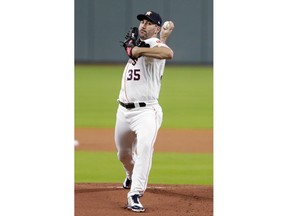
75 183 213 216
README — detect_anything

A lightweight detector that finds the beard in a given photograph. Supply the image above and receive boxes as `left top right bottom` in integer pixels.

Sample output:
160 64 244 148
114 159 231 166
139 30 149 40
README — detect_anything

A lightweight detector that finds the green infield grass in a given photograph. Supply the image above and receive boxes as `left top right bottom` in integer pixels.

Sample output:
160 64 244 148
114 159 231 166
75 65 213 129
75 151 213 185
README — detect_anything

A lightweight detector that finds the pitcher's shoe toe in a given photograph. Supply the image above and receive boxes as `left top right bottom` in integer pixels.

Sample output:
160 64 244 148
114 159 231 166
127 194 145 212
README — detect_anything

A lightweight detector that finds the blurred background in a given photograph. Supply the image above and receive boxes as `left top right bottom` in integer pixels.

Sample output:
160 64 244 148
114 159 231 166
75 0 213 64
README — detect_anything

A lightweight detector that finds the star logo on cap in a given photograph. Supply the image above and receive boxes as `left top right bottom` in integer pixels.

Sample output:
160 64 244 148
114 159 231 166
146 11 152 16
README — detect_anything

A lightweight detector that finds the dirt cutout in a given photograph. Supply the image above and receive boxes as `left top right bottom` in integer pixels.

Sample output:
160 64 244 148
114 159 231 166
75 128 213 153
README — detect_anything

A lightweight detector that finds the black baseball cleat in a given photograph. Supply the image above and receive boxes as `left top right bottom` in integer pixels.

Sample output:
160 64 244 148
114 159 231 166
127 194 145 212
123 177 132 189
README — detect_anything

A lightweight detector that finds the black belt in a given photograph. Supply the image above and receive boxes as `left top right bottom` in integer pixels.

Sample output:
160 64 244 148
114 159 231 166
119 101 146 109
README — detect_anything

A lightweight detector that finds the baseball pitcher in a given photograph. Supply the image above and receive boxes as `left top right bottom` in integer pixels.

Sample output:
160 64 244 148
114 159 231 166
115 10 174 212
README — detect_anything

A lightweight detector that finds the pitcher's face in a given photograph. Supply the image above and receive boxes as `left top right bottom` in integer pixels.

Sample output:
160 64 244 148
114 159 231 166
138 19 160 40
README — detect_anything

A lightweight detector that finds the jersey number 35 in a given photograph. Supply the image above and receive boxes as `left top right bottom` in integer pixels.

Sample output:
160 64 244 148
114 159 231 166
127 69 140 81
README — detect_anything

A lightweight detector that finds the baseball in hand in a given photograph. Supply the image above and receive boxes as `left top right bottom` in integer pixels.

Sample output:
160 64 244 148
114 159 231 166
163 21 171 30
160 21 174 43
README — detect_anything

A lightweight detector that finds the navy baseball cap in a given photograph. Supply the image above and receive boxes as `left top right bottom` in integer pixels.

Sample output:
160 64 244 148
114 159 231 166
137 11 162 26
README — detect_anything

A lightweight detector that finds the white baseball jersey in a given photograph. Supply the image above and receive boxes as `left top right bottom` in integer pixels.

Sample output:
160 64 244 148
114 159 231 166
118 37 169 103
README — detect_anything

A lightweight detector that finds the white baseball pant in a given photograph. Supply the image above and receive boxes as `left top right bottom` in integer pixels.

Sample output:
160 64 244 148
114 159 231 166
114 103 162 197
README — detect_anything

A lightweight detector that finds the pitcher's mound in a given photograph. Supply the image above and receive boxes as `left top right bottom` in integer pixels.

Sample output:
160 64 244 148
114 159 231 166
75 183 213 216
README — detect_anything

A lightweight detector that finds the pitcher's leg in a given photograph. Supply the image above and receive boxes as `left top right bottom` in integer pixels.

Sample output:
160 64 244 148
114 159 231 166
115 107 136 179
128 106 163 197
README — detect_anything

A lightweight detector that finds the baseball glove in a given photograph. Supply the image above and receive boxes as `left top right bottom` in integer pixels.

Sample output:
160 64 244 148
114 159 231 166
121 27 139 60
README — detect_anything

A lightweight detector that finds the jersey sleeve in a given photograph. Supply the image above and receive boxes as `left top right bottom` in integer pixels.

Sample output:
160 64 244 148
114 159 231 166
144 38 169 49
